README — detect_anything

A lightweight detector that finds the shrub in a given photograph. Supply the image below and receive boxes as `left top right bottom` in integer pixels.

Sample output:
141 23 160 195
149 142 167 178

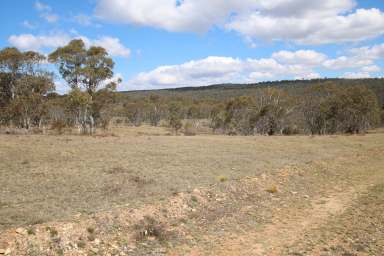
134 216 168 241
266 185 278 194
183 121 196 136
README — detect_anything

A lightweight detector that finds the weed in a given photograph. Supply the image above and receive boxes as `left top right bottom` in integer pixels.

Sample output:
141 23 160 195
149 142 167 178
218 176 228 182
266 185 278 194
27 227 36 235
134 216 168 241
46 226 58 237
77 240 86 249
87 227 95 234
88 234 96 241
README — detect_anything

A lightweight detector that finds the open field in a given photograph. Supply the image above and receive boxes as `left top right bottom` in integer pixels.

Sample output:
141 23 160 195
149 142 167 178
0 127 384 255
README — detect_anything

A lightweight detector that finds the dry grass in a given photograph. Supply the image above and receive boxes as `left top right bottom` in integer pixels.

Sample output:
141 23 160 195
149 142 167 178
0 126 383 231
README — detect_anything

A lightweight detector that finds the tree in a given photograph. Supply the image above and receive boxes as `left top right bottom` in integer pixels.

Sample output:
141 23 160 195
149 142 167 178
0 47 54 128
147 94 162 126
49 39 119 134
301 83 380 134
0 47 25 101
168 102 183 134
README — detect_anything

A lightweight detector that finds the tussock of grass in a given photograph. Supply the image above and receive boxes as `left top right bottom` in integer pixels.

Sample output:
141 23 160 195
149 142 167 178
218 176 228 182
266 185 278 194
134 216 168 241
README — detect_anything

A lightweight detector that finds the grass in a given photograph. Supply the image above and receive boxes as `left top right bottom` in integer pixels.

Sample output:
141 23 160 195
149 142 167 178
0 126 383 230
266 185 278 194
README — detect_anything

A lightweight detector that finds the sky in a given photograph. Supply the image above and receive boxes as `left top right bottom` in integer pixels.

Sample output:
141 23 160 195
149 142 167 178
0 0 384 92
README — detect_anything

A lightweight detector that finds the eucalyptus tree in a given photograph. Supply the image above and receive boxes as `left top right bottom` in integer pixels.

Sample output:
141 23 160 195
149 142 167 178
49 39 119 134
0 47 54 127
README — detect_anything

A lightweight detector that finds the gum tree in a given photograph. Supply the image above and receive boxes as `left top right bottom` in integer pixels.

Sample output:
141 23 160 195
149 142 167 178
49 39 119 134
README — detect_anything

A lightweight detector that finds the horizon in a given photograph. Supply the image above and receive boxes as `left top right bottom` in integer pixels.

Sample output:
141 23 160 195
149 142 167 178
1 0 384 93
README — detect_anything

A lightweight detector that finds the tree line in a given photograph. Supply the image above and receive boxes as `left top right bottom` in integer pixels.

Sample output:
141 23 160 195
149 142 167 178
0 39 119 134
0 41 383 135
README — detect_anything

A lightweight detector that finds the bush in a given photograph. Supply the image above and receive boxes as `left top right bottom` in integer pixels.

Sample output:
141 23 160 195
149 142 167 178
183 121 196 136
50 120 67 134
134 216 168 241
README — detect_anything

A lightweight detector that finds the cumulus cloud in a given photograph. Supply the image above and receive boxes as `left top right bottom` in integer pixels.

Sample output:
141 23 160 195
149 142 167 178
8 34 71 51
95 0 384 44
93 37 131 57
323 56 373 70
8 34 131 58
323 43 384 70
128 44 384 89
272 50 327 66
348 43 384 60
227 8 384 44
34 1 59 23
342 72 371 79
361 65 381 73
128 55 323 89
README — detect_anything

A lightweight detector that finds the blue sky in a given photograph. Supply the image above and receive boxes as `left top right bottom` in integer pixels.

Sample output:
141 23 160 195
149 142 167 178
0 0 383 92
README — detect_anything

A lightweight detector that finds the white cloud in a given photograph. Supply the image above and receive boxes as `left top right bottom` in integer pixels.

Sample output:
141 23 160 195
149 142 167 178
323 43 384 70
40 13 59 23
34 1 51 12
323 56 373 70
22 20 36 29
128 44 384 89
8 34 130 58
74 14 93 26
35 1 59 23
361 65 381 73
272 50 327 66
8 34 71 51
128 55 323 89
342 72 371 79
93 37 131 57
348 43 384 60
227 8 384 45
95 0 384 44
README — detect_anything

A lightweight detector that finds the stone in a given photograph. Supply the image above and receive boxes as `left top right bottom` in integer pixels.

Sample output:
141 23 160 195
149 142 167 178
90 248 99 253
15 228 27 235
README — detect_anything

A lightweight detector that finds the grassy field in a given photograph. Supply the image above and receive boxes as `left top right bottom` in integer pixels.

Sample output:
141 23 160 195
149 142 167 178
0 127 383 255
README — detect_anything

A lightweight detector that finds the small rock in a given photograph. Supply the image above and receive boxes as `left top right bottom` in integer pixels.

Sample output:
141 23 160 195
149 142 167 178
90 248 99 253
94 238 101 245
16 228 27 235
303 195 310 199
291 191 298 195
0 249 11 255
192 188 200 194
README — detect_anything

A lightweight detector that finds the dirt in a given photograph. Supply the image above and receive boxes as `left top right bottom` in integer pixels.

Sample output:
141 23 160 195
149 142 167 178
0 128 383 255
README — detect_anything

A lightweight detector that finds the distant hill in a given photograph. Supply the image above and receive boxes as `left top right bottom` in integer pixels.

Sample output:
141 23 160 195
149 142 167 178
120 78 384 105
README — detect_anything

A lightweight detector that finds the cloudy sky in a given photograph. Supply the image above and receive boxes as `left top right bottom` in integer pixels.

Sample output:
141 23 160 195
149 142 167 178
1 0 384 92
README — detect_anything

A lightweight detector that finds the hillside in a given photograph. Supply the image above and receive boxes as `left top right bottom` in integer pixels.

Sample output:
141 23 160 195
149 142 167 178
121 78 384 104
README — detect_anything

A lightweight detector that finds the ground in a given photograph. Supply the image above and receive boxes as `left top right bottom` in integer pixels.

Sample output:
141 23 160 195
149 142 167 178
0 126 383 255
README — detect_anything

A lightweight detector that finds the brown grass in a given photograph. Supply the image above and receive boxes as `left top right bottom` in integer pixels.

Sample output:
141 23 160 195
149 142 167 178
0 126 383 230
